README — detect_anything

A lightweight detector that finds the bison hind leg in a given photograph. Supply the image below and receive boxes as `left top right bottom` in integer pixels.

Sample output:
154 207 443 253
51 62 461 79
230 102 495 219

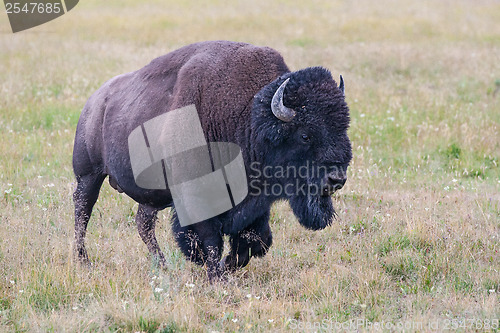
136 204 167 268
73 172 106 265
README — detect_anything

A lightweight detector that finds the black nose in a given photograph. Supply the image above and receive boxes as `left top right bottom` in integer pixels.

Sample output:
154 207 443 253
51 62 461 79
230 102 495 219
327 175 346 189
321 174 347 196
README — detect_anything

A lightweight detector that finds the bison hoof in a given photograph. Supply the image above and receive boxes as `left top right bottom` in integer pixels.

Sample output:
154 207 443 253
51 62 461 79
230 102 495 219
151 255 168 270
208 270 228 283
218 256 227 271
74 246 91 266
218 255 237 273
75 255 93 269
205 261 228 283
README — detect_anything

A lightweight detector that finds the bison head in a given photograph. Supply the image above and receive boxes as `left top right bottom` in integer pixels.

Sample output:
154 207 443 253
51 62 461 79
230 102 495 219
250 67 352 230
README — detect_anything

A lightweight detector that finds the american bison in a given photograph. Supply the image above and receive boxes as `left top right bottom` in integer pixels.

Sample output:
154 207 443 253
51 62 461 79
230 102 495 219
73 40 352 280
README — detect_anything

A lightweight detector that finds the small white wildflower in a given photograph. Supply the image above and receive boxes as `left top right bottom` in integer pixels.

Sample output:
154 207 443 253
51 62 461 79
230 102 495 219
154 287 164 293
7 183 12 186
232 318 238 323
185 283 195 288
19 290 24 293
88 293 93 297
246 294 251 299
222 290 228 295
489 289 496 293
47 183 54 187
255 296 261 300
152 276 157 280
268 319 274 323
10 280 15 285
452 179 458 183
360 113 365 118
4 188 12 194
72 306 78 310
42 208 47 211
37 176 43 179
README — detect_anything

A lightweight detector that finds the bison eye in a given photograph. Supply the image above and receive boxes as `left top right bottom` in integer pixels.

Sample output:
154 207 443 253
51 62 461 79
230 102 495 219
301 133 311 143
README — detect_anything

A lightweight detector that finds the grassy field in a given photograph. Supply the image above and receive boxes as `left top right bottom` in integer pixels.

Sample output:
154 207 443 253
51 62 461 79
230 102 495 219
0 0 499 331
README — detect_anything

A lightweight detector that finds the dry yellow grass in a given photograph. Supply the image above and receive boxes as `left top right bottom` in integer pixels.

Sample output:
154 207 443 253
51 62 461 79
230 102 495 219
0 0 499 331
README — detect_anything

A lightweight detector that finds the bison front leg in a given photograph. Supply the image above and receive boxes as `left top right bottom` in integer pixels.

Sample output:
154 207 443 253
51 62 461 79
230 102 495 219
172 214 224 282
221 216 273 272
199 233 225 282
136 204 167 267
189 222 225 282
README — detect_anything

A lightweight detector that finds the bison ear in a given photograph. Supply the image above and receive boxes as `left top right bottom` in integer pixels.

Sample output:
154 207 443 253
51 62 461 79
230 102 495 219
339 75 345 96
271 78 296 122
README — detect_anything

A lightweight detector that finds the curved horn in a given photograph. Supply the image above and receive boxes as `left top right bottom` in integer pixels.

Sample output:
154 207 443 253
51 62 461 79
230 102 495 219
339 75 345 96
271 78 296 122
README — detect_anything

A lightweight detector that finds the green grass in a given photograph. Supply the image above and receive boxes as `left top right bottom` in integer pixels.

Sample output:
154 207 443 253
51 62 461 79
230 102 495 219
1 0 499 331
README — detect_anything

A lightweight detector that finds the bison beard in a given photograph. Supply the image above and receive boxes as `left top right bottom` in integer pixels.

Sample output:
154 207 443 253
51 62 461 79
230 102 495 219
290 194 336 231
72 41 352 281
